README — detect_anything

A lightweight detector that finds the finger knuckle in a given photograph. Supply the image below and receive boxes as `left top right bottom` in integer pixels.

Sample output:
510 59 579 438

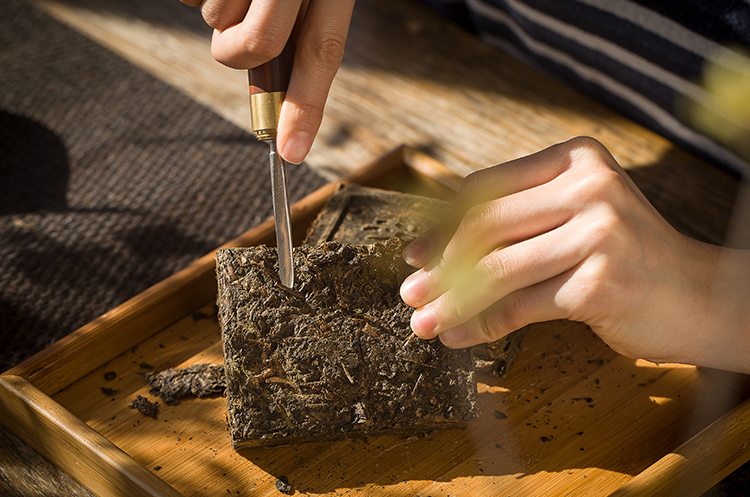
469 202 502 233
492 294 527 337
301 33 346 70
595 207 626 242
597 168 630 197
566 136 609 160
200 4 222 28
470 296 526 345
433 295 463 330
484 250 513 284
455 168 488 206
572 166 631 212
245 30 287 61
565 260 610 317
475 312 504 344
446 203 497 257
560 136 622 173
460 169 483 195
202 5 249 34
284 99 326 130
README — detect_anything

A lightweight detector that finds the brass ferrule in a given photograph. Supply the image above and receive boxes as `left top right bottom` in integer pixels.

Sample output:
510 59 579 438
249 91 285 142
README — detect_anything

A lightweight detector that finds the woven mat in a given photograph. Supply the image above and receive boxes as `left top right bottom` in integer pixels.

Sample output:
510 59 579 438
0 0 327 372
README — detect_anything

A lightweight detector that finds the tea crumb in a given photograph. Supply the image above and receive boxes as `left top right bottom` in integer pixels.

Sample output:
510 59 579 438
275 476 293 495
129 395 158 419
141 364 226 406
193 309 215 321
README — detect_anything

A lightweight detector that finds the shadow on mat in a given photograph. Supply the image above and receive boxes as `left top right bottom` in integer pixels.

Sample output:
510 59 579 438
0 111 69 215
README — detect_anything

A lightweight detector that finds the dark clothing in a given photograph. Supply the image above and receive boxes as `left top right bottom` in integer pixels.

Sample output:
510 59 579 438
420 0 750 176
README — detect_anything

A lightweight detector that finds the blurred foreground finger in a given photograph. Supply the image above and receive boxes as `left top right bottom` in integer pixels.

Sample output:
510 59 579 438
436 273 570 349
403 137 608 269
401 181 576 309
408 214 592 339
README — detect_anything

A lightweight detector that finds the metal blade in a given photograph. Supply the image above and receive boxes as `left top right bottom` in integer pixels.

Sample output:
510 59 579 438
269 140 294 288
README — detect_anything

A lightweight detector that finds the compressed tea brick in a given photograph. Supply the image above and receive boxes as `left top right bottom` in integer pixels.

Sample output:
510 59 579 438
305 184 528 377
303 184 449 245
216 240 479 448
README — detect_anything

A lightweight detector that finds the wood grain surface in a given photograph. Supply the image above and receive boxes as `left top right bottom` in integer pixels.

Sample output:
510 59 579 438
2 0 747 495
2 149 749 497
29 0 698 179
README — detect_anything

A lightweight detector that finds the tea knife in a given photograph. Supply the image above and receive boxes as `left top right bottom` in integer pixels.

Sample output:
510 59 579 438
248 43 294 288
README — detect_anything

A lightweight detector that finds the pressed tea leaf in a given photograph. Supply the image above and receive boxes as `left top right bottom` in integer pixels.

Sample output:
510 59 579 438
141 364 226 406
216 240 479 448
305 184 528 377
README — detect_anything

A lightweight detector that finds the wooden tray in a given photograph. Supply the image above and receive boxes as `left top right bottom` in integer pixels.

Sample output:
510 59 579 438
2 146 750 497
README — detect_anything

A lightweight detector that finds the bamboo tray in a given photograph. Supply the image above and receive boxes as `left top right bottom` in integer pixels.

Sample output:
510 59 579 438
2 146 750 496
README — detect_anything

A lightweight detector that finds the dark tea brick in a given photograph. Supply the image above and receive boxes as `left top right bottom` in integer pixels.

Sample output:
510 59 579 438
216 240 479 448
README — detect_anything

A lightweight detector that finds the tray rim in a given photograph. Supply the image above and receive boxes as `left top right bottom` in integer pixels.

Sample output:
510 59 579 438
2 145 749 496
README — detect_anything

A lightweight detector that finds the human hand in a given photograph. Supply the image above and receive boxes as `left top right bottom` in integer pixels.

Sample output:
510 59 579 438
181 0 355 164
399 137 750 372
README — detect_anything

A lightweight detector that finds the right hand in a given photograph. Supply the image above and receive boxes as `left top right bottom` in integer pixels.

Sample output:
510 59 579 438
181 0 356 164
399 137 750 374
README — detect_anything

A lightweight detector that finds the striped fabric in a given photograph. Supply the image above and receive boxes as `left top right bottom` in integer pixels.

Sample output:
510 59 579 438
419 0 750 176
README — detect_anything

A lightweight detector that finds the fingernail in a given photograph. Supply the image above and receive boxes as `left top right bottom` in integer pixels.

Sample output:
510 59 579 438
439 327 466 347
402 235 432 267
410 307 437 337
400 271 429 304
281 132 312 164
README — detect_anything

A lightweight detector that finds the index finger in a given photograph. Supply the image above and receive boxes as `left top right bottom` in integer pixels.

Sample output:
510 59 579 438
403 137 607 268
276 0 355 163
209 0 304 69
454 138 588 214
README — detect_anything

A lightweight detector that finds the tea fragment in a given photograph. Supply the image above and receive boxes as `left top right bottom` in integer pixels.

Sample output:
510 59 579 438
274 477 293 495
472 326 529 376
141 364 226 406
129 395 158 419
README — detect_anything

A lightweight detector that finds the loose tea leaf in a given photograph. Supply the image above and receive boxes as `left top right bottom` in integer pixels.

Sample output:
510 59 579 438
129 395 158 419
216 239 479 448
274 477 293 495
472 326 529 376
141 364 226 406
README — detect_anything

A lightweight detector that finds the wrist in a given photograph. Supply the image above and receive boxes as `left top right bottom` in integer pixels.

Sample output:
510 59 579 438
690 245 750 373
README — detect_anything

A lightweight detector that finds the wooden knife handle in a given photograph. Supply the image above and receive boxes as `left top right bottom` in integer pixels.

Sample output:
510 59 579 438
248 42 294 140
248 42 293 95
